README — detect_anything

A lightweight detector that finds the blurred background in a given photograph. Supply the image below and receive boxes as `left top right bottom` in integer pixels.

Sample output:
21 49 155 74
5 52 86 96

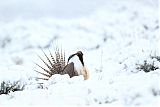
0 0 109 21
0 0 157 21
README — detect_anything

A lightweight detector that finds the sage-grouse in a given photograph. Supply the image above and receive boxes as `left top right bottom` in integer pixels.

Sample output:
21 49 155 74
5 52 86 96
35 49 89 80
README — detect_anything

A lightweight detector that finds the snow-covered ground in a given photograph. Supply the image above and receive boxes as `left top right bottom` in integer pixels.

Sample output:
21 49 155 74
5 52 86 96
0 0 159 106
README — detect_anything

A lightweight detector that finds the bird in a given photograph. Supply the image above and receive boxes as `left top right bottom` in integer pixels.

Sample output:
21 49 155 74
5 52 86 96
35 48 89 80
66 51 89 80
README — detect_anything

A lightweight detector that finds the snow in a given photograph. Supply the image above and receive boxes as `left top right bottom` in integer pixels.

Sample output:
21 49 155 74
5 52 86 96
0 0 159 106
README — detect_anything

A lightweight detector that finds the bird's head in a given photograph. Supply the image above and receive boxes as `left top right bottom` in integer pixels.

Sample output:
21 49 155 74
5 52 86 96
67 51 84 66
